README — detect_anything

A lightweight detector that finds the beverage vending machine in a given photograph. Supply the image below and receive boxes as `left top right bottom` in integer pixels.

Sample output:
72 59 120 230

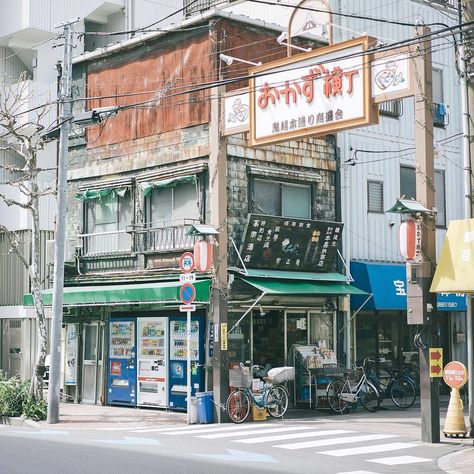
107 318 137 406
137 317 168 407
168 314 205 409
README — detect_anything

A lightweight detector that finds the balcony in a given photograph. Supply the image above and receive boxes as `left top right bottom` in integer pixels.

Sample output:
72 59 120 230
136 219 199 254
79 230 133 258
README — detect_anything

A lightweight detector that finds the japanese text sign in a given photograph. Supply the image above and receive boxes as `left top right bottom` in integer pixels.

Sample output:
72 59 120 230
249 36 378 146
443 361 468 389
240 214 343 272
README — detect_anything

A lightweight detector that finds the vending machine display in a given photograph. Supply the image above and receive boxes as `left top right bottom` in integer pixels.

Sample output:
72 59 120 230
137 318 168 407
107 318 136 406
168 315 205 409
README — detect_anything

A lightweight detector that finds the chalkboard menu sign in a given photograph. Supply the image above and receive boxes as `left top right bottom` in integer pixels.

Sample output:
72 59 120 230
240 214 343 272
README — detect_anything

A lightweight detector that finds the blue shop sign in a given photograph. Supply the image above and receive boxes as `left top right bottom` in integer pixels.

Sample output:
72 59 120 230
350 261 466 312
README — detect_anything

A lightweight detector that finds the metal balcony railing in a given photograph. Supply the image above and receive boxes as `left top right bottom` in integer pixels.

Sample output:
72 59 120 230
136 219 199 253
79 230 133 257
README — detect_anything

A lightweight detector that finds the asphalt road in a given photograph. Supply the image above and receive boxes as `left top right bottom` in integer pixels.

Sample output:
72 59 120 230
0 411 465 474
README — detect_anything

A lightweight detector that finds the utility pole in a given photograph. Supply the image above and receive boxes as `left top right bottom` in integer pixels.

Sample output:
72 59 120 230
459 0 474 437
209 22 229 422
408 26 439 443
47 18 78 424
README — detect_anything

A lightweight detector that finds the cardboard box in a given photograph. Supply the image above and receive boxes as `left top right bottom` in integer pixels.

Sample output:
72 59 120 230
252 405 267 421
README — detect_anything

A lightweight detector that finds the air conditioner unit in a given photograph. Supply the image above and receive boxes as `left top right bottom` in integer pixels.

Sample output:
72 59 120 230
45 239 78 265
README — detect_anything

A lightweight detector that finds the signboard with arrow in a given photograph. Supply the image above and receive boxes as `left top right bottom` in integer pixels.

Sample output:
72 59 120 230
429 348 443 378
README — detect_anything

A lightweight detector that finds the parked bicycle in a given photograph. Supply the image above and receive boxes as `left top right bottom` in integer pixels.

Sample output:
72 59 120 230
326 357 380 414
226 363 292 423
367 360 417 409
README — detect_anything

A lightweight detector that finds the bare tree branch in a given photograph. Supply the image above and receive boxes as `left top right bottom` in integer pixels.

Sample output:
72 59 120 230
0 224 30 269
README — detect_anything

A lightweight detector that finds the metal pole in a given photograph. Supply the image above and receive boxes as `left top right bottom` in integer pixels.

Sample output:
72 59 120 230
458 0 474 436
186 309 191 425
47 19 77 424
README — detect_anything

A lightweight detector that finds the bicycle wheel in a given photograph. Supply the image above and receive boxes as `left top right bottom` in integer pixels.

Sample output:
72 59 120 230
265 385 289 418
226 389 251 423
360 381 380 413
327 378 348 414
390 376 416 409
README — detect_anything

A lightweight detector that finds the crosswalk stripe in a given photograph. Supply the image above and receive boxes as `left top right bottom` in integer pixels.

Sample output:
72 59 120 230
274 434 396 450
234 429 353 444
368 455 431 465
319 442 418 457
198 426 313 439
164 423 274 436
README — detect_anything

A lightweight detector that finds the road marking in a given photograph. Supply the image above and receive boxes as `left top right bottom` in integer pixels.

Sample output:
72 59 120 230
11 429 69 436
368 455 431 465
95 436 161 446
194 449 277 463
274 434 396 450
337 471 382 474
234 429 353 444
165 424 272 436
319 442 418 457
198 426 312 439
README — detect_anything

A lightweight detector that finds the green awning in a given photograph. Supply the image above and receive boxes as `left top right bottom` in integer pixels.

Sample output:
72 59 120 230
235 269 348 282
23 279 211 307
240 277 367 296
140 175 196 197
75 187 128 201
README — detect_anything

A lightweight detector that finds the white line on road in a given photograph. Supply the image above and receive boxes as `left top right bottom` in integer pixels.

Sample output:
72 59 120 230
319 442 418 457
274 434 396 450
163 423 276 436
198 426 313 439
337 471 382 474
368 455 431 465
234 429 353 444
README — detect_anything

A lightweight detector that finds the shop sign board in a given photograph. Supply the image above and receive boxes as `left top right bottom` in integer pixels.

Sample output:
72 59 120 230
221 323 228 351
65 324 79 386
443 361 468 389
249 36 378 146
371 48 414 103
429 348 443 377
399 219 422 261
222 89 250 135
240 214 342 272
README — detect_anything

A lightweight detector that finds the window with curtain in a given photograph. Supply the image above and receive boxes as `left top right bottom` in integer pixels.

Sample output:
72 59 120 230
251 178 312 219
400 166 446 227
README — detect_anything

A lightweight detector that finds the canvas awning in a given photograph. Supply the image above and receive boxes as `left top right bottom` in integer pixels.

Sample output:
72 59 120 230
431 218 474 293
235 268 348 282
23 279 211 307
140 175 196 197
239 277 367 296
75 187 128 201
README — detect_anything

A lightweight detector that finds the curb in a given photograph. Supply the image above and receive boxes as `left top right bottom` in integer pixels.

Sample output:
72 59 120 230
0 416 40 428
438 447 474 474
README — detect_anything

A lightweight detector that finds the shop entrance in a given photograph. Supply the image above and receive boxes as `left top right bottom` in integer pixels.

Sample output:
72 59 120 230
82 322 104 404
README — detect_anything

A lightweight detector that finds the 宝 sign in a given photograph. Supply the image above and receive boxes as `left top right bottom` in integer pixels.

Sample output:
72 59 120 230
240 214 343 272
249 36 378 146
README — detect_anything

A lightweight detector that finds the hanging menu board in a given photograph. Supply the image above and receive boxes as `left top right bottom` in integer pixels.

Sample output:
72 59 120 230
239 214 343 272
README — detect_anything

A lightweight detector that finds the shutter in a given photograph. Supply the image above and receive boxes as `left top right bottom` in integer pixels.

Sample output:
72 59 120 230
367 180 383 213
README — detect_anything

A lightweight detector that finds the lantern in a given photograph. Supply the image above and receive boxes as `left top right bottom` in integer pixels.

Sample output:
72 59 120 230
399 219 422 261
194 240 213 272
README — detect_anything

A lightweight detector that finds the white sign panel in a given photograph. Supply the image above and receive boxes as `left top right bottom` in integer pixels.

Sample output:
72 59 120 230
223 90 250 135
372 53 410 99
250 36 377 146
65 324 78 386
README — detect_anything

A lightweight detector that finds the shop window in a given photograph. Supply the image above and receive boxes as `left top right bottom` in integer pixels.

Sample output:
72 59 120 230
367 180 384 213
250 178 312 219
399 166 446 227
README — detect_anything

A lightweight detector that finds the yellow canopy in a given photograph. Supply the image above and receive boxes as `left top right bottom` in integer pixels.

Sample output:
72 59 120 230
431 218 474 293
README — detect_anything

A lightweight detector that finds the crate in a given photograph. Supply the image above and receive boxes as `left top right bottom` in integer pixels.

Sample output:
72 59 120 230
229 368 252 388
252 405 267 421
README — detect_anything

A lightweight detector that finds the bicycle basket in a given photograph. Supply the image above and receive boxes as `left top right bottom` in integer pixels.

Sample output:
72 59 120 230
345 368 360 382
267 367 295 383
229 368 252 388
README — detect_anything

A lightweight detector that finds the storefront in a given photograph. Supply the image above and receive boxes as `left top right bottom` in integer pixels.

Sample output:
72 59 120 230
351 261 466 375
24 279 211 409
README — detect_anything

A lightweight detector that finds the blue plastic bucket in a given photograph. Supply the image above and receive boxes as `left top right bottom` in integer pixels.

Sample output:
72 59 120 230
196 391 214 424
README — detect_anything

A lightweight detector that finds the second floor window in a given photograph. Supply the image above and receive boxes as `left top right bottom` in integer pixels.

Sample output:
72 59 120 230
250 178 312 219
86 189 132 234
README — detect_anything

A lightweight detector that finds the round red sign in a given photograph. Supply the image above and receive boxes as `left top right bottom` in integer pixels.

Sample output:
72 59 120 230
443 361 468 389
179 252 195 274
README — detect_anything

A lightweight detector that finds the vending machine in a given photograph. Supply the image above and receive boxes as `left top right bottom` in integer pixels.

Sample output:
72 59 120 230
168 314 205 409
107 318 137 406
137 317 168 407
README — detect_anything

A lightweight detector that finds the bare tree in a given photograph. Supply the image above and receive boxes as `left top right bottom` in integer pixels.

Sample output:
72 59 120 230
0 72 56 399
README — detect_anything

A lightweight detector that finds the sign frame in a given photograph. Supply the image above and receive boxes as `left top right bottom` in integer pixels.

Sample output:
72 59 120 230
249 35 378 146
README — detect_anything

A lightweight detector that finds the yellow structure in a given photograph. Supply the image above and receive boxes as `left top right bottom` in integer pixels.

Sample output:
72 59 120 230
443 387 467 437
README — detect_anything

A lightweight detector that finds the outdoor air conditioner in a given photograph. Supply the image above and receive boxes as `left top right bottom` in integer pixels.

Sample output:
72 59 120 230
45 239 78 265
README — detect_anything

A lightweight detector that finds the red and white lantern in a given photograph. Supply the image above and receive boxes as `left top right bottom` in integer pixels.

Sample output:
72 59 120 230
399 219 422 261
194 240 213 273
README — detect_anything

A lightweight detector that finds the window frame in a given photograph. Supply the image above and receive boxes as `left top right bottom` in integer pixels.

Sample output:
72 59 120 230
367 179 384 214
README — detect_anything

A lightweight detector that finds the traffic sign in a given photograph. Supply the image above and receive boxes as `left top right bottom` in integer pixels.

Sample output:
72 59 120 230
180 283 196 305
179 273 196 283
443 361 468 389
179 304 196 312
429 348 443 377
179 252 195 273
